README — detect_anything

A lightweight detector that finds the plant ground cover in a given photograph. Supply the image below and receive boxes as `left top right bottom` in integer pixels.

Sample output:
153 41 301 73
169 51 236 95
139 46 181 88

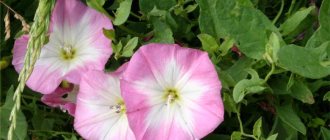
0 0 330 139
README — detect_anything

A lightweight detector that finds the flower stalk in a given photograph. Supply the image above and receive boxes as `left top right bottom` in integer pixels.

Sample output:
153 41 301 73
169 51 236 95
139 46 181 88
7 0 55 139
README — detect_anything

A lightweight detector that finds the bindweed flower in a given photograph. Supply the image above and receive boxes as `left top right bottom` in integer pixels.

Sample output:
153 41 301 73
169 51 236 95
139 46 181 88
12 0 113 94
74 64 135 140
121 44 224 140
41 82 78 116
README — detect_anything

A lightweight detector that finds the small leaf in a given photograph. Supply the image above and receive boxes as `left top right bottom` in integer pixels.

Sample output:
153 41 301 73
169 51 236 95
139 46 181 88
86 0 109 17
112 41 123 60
230 131 242 140
323 91 330 102
113 0 132 25
219 38 235 56
264 32 281 63
122 37 139 57
197 34 219 54
266 133 278 140
185 4 198 13
223 92 237 115
253 117 263 138
233 69 265 103
280 6 315 36
103 29 115 41
290 80 315 104
276 104 306 135
321 127 330 140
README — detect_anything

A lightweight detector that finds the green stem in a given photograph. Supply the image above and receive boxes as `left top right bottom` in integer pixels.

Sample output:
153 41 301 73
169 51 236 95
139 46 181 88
236 105 258 140
286 0 296 16
264 63 275 83
130 11 142 19
268 116 279 137
272 0 285 24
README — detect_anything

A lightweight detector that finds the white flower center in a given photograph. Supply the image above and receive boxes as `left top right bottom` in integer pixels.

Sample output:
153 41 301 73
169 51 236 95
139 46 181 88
60 44 76 60
164 88 179 105
109 102 126 114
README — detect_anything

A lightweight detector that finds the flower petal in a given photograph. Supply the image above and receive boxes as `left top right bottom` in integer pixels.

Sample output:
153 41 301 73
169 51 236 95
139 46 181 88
74 69 135 140
12 35 29 72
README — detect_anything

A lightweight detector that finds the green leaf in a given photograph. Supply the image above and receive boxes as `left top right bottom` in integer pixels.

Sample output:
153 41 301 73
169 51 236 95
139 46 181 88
321 127 330 140
139 0 176 14
223 92 238 115
230 131 242 140
122 37 139 57
323 91 330 102
113 0 132 25
197 34 219 54
112 41 123 59
266 133 278 140
197 0 278 59
280 6 315 36
86 0 109 17
306 0 330 48
149 18 174 43
265 32 281 63
276 104 306 135
103 29 116 41
233 69 266 103
184 4 198 13
290 80 315 104
278 43 330 79
219 38 235 56
253 117 263 138
0 86 28 140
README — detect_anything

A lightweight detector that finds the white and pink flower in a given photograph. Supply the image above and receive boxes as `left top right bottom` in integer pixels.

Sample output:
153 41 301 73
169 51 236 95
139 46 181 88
12 0 113 94
74 64 135 140
121 44 224 140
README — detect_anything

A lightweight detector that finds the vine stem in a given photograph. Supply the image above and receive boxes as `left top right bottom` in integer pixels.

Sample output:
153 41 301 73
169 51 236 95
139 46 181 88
272 0 285 24
286 0 296 16
236 105 258 140
7 1 55 140
264 63 275 83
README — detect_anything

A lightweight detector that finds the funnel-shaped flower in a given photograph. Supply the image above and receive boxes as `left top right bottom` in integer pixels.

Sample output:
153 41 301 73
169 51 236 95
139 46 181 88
74 64 135 140
12 0 112 94
121 44 224 140
41 83 78 116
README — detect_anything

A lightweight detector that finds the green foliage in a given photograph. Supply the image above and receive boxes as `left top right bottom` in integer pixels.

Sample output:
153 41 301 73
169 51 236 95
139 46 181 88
0 86 27 140
1 0 330 139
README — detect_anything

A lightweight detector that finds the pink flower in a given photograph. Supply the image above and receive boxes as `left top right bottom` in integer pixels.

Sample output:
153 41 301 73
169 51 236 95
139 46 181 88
12 0 113 94
41 83 78 116
121 44 224 140
74 64 135 140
